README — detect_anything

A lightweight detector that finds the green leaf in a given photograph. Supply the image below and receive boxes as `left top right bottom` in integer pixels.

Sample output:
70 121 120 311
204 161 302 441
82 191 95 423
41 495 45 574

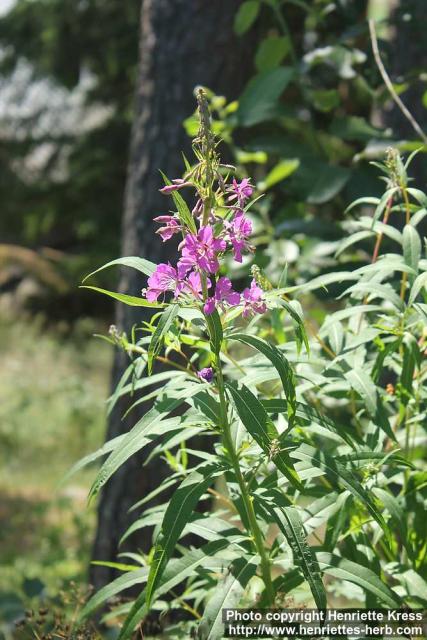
409 271 427 305
261 494 326 609
335 230 375 257
145 462 223 609
119 539 230 640
403 224 421 276
255 36 290 72
290 444 391 542
345 196 380 213
205 308 223 355
345 369 396 442
394 569 427 605
112 368 185 402
340 281 404 311
147 304 180 374
226 382 302 490
410 207 427 227
160 172 197 233
262 400 358 447
316 552 400 607
268 569 304 605
301 492 342 535
82 256 156 283
228 334 297 430
80 566 148 620
198 556 258 640
61 434 126 485
260 159 300 190
237 67 294 127
234 0 259 35
295 271 358 294
330 116 387 142
311 89 340 112
327 320 344 354
91 560 140 572
80 285 165 308
406 187 427 208
345 369 377 414
400 334 419 406
371 188 399 226
372 488 409 553
274 298 309 352
89 387 201 499
307 165 350 204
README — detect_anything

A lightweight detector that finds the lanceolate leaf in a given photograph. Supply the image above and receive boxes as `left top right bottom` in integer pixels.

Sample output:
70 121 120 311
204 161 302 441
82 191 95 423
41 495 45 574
317 552 400 607
116 539 230 639
61 433 126 485
261 493 326 609
160 171 197 233
206 308 223 355
403 224 421 276
80 285 165 308
228 334 297 429
370 187 399 226
408 271 427 305
89 387 201 500
80 566 149 620
89 416 182 500
145 462 224 610
262 400 358 447
335 230 375 257
198 556 258 640
147 304 180 374
301 492 343 536
275 299 309 352
345 368 377 415
345 369 396 442
226 382 302 490
373 487 410 554
234 0 259 35
82 256 156 282
339 281 404 311
290 444 391 543
237 67 294 127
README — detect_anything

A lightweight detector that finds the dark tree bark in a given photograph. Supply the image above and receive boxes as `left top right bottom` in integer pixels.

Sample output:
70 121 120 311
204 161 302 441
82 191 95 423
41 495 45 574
90 0 257 592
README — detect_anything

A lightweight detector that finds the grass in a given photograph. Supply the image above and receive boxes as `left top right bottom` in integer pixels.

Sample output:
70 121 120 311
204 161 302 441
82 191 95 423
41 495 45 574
0 314 112 635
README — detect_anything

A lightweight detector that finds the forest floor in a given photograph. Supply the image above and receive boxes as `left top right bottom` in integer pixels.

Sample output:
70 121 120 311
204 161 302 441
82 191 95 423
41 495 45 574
0 314 112 636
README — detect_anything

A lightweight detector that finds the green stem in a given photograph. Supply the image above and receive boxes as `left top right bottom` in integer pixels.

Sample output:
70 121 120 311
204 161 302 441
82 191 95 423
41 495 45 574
215 354 275 605
399 184 411 301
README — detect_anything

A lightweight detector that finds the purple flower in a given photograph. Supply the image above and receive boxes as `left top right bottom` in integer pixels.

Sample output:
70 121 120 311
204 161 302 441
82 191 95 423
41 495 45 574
204 277 240 315
197 367 214 383
182 270 210 299
227 178 253 207
153 215 181 241
242 278 267 318
178 226 226 276
203 298 216 315
146 263 183 302
146 264 209 303
159 179 192 194
226 210 253 262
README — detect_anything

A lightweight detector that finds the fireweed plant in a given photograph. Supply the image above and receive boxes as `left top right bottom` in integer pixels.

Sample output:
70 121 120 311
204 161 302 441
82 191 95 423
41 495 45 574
76 93 427 637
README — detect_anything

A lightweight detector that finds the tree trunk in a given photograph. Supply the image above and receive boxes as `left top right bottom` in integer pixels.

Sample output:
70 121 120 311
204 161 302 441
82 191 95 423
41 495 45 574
90 0 256 592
